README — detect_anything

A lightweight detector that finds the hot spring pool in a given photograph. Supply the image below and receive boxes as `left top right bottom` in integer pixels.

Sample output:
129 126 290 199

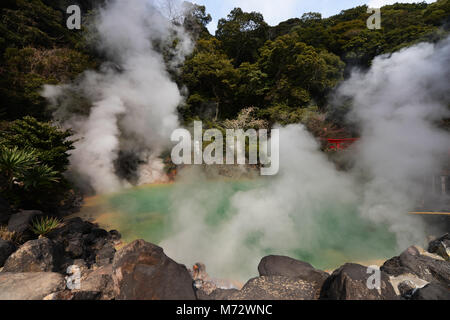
78 179 398 280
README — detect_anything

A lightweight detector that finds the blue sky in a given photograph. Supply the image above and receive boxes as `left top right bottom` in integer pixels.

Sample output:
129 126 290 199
192 0 437 34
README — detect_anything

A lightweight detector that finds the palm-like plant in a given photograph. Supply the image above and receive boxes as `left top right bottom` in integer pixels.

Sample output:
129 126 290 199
30 216 61 237
22 165 60 190
0 146 37 189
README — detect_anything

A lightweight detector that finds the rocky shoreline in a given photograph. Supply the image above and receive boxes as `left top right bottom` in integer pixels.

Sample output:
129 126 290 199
0 210 449 300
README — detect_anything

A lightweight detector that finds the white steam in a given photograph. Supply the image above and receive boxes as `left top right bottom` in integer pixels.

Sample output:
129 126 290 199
160 38 449 280
43 0 449 280
43 0 193 193
342 38 450 246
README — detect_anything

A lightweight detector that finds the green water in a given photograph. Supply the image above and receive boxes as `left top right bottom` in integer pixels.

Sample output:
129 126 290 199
105 180 261 244
90 179 398 278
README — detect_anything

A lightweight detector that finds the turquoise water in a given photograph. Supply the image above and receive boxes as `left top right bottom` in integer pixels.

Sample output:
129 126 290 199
88 179 398 276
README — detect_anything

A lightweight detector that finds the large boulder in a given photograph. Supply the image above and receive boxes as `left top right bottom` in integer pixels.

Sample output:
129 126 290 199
428 234 450 261
227 276 318 300
320 263 398 300
112 239 196 300
0 196 12 225
0 272 65 300
411 283 450 300
0 239 16 267
381 246 450 289
45 264 116 300
7 210 43 233
2 237 62 272
80 264 115 300
258 255 328 285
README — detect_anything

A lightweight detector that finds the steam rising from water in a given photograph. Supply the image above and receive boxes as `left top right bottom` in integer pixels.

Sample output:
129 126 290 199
43 0 192 193
159 38 449 278
341 39 450 246
44 0 449 279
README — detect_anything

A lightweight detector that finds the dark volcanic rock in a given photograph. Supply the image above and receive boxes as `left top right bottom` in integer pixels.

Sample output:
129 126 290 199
228 276 317 300
80 264 115 300
0 239 16 267
49 264 116 300
112 239 196 300
258 255 328 284
0 196 12 225
197 288 240 300
64 234 84 259
398 280 416 298
95 242 116 266
47 218 116 268
7 210 43 233
381 246 450 288
320 263 398 300
47 217 94 243
428 234 450 261
0 272 65 300
411 283 450 300
258 255 329 299
2 237 62 272
109 230 121 241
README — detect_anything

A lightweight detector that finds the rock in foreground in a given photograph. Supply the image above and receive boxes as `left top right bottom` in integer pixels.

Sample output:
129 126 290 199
0 239 16 267
258 255 328 297
428 234 450 261
320 263 397 300
112 239 196 300
7 210 43 234
0 272 65 300
381 246 450 289
2 237 62 272
411 283 450 300
227 276 318 300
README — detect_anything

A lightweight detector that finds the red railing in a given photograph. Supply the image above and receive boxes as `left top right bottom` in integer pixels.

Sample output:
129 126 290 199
322 138 359 150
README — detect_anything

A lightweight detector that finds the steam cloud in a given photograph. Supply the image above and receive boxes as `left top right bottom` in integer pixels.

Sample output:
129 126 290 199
340 38 450 246
160 38 449 280
44 0 449 280
43 0 193 193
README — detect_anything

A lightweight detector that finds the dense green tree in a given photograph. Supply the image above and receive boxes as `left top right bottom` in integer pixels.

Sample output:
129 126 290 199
216 8 269 66
181 38 240 120
258 33 345 108
182 2 212 39
0 0 97 121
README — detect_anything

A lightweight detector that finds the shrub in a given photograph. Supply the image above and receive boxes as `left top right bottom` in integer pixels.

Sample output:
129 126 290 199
0 116 74 210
